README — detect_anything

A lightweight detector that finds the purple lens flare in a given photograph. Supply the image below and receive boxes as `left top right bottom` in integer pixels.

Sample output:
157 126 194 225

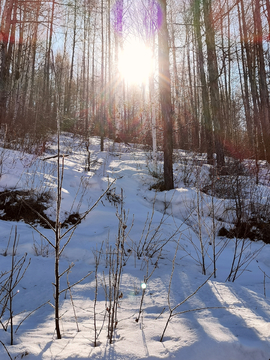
111 0 162 39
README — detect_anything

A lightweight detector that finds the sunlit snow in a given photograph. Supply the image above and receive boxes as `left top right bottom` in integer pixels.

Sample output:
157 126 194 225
0 135 270 360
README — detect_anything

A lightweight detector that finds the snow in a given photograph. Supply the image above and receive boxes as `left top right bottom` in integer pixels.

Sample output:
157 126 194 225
0 134 270 360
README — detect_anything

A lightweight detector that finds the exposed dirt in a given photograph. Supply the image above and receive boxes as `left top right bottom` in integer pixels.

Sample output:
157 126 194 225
0 189 81 229
218 220 270 244
149 180 166 192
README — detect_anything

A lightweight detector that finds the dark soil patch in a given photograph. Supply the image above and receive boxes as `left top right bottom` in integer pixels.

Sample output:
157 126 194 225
149 180 167 192
218 219 270 244
0 190 81 229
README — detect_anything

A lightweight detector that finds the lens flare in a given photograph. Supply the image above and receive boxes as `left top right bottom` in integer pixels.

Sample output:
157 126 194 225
111 0 162 39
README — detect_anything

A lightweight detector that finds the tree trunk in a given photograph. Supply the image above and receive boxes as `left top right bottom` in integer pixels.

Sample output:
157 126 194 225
66 0 77 117
158 0 174 190
100 0 105 151
203 0 225 169
0 0 14 124
236 1 254 151
239 0 263 158
254 0 270 161
193 0 213 164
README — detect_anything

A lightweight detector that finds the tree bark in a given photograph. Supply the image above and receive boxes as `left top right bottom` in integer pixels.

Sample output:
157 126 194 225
193 0 213 164
0 0 14 124
158 0 174 190
254 0 270 160
203 0 225 169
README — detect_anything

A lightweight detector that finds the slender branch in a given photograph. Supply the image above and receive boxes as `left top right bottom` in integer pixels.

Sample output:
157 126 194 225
59 271 93 294
59 179 116 243
25 223 55 249
172 306 226 317
59 263 74 278
15 301 50 333
21 198 56 233
67 270 79 332
171 272 214 313
42 154 69 161
0 340 13 360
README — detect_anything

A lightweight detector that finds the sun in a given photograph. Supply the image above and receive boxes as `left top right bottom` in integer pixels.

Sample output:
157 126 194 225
118 40 153 85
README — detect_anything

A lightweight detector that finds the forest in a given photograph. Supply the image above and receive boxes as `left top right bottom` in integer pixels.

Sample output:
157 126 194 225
1 0 270 171
1 0 270 359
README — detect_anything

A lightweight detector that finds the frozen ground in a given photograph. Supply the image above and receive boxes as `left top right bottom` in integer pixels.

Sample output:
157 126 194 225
0 135 270 360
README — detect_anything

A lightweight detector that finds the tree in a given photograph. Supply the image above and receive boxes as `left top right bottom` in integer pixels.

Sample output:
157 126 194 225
158 0 174 190
0 0 14 125
193 0 214 164
203 0 225 169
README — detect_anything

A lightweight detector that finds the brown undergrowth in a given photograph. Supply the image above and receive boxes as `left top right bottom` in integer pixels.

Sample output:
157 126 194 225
0 190 81 228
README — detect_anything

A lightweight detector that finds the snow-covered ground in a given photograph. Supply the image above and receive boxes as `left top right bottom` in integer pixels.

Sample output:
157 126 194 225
0 135 270 360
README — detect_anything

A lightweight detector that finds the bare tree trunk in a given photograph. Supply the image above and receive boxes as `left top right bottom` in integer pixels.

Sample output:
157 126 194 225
66 0 77 117
186 22 199 150
239 0 262 158
100 0 105 151
193 0 213 164
29 0 41 112
0 0 14 124
236 1 254 151
54 66 63 339
254 0 270 161
107 0 114 139
158 0 174 190
45 0 56 126
91 10 97 121
203 0 225 169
